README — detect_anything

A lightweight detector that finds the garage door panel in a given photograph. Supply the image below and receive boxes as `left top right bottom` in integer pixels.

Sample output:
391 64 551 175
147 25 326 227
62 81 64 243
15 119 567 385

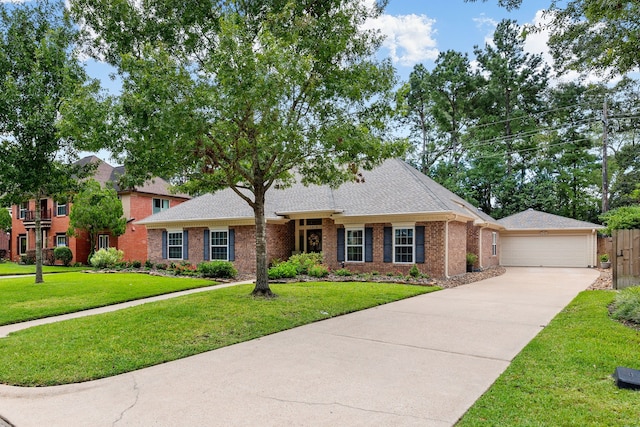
501 235 589 267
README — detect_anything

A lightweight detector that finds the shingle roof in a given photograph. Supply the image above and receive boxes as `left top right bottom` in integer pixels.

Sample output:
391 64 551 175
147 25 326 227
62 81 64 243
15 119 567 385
498 208 603 230
76 156 190 199
139 158 499 226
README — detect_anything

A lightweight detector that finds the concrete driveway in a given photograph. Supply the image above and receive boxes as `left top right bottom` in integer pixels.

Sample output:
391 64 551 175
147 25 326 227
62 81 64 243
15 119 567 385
0 267 599 427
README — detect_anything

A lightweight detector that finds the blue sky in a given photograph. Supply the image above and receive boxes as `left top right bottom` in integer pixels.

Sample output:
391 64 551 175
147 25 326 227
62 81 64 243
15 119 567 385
369 0 557 81
85 1 556 94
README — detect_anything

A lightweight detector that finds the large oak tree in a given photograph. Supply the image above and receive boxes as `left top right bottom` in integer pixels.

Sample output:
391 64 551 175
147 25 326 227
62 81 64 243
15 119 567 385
68 0 405 296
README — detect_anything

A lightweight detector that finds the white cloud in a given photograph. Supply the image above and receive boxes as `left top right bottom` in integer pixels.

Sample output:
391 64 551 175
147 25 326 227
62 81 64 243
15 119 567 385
473 14 498 48
523 10 615 86
364 13 439 67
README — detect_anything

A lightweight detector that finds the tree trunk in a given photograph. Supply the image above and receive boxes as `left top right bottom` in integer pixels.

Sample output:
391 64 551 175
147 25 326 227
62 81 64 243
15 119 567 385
34 198 44 284
251 188 275 298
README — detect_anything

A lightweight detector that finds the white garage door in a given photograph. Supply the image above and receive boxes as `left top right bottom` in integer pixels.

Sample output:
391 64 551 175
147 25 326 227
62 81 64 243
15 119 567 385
501 234 591 267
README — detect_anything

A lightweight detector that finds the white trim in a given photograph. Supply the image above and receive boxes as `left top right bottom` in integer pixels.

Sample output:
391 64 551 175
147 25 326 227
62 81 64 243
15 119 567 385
392 226 415 264
56 234 67 247
445 221 450 277
209 229 229 261
345 227 365 263
167 231 183 260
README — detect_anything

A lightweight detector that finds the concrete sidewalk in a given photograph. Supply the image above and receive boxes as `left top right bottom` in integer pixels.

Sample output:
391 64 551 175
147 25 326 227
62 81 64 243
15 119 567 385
0 267 598 426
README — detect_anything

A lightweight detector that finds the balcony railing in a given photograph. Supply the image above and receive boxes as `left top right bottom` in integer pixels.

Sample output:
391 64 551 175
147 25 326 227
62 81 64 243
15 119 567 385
21 209 52 228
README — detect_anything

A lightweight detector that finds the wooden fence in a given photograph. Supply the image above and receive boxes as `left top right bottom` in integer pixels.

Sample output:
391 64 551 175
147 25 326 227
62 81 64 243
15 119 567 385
613 229 640 290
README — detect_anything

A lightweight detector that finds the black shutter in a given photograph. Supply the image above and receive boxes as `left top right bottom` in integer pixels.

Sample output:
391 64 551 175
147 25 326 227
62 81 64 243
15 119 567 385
228 229 235 261
365 227 373 262
161 231 167 259
383 227 392 263
337 228 345 262
203 229 210 260
183 230 189 260
415 226 425 264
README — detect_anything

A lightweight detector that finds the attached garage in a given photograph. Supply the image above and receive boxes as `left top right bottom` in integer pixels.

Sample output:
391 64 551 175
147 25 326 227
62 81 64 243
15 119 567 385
498 209 602 268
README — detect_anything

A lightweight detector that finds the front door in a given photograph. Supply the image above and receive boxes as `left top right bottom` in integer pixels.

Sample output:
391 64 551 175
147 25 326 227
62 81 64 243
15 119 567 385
306 229 322 253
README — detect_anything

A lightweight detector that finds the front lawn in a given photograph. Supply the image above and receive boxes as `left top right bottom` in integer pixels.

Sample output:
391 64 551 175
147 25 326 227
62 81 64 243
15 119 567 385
0 281 437 386
0 262 86 276
0 272 216 325
457 291 640 426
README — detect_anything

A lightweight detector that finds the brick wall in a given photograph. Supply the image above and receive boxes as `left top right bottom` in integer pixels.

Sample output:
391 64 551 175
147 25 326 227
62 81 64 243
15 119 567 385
323 219 451 278
147 223 295 274
480 228 499 268
448 221 467 276
118 193 188 263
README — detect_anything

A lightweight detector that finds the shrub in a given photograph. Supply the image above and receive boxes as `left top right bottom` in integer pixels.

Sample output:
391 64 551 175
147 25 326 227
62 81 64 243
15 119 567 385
197 261 237 279
409 264 420 278
155 263 168 270
611 286 640 325
287 252 324 274
43 248 55 265
0 249 7 259
308 264 329 278
145 259 153 269
53 246 73 266
268 261 298 279
21 251 35 265
131 260 142 269
334 268 352 276
90 248 124 269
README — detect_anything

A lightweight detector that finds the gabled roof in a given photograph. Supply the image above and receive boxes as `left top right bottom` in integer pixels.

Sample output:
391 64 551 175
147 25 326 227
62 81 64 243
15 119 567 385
498 208 603 230
138 158 499 227
77 156 190 199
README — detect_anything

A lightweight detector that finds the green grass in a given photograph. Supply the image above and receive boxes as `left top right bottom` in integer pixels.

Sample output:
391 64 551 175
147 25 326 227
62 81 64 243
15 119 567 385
0 272 216 325
0 282 437 386
0 262 86 276
457 291 640 426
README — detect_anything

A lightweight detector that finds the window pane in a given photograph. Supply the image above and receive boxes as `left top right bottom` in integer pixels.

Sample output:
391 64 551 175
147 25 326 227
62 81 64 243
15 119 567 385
57 204 66 216
211 247 227 260
347 246 363 262
162 199 170 210
211 231 227 246
56 235 67 247
395 246 413 263
395 228 413 245
346 230 363 245
168 246 183 259
168 232 182 246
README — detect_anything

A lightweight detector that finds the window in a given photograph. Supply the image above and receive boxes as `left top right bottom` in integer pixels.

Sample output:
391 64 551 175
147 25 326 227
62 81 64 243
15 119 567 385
168 232 183 260
98 234 110 250
18 235 27 255
394 227 414 263
56 234 67 247
153 198 170 214
56 203 67 216
19 202 28 219
492 232 497 256
210 230 228 260
346 229 364 262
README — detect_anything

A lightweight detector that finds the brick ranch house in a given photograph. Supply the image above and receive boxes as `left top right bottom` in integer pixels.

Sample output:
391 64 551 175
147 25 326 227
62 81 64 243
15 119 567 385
10 156 190 265
138 159 503 278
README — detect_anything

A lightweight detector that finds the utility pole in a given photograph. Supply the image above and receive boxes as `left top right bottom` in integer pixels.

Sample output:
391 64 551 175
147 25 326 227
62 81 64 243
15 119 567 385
602 98 609 213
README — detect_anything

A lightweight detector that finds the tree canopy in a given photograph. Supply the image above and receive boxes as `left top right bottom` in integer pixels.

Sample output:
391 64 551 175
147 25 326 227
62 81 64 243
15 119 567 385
0 208 10 232
67 0 406 295
68 179 127 259
0 0 92 283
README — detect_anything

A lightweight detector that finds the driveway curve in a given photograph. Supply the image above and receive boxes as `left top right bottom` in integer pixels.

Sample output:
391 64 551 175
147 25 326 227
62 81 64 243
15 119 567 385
0 267 599 426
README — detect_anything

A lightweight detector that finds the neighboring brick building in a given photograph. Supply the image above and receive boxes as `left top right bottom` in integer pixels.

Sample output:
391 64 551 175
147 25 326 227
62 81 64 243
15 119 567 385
10 156 190 265
138 159 503 278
